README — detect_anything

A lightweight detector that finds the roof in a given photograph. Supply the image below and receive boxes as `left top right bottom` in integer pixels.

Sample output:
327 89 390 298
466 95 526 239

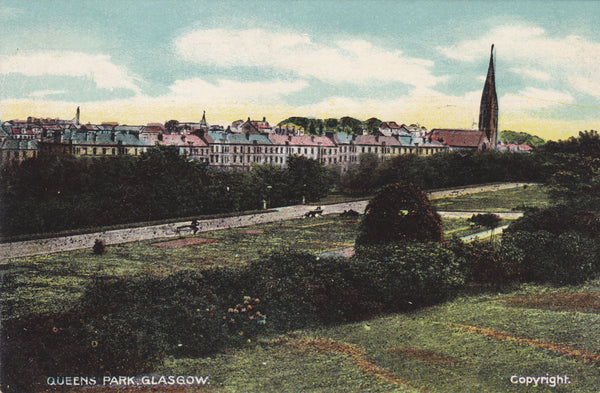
379 121 402 130
355 135 401 146
208 131 272 145
269 134 336 147
332 132 355 144
61 130 151 146
157 133 207 147
1 138 39 150
114 125 144 133
427 129 484 148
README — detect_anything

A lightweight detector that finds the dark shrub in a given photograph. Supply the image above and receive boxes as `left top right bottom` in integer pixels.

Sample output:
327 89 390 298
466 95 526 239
353 242 466 309
243 251 349 328
505 205 600 239
356 182 443 246
503 230 600 285
448 239 524 285
92 239 106 254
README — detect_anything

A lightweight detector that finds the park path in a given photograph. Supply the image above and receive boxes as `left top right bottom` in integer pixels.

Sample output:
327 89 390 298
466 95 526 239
0 182 533 260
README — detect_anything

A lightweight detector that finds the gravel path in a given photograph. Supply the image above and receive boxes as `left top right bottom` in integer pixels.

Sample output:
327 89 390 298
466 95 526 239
0 182 534 259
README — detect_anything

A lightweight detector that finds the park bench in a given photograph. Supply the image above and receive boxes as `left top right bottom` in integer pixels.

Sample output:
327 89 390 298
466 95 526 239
304 207 323 218
339 209 359 218
175 220 199 235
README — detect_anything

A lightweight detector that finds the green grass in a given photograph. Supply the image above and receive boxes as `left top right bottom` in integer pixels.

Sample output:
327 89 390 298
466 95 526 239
433 184 551 212
1 216 361 319
4 183 586 392
442 217 515 239
159 281 600 392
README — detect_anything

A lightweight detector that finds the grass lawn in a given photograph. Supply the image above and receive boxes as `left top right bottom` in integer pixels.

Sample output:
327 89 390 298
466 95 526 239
2 215 511 320
4 183 579 393
433 184 551 212
442 217 514 239
1 216 361 319
160 281 600 392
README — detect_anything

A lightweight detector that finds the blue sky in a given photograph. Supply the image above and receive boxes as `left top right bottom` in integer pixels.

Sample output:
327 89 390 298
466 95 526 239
2 0 600 139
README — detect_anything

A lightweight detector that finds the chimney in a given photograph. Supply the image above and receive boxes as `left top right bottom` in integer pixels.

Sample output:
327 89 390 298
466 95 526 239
375 135 379 142
158 133 163 141
311 135 315 142
262 116 266 122
181 135 186 143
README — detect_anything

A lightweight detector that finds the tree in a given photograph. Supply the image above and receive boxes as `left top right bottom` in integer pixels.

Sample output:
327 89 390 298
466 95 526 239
164 119 179 134
356 182 443 246
365 117 382 134
339 153 380 195
468 213 502 242
286 155 332 203
499 130 545 147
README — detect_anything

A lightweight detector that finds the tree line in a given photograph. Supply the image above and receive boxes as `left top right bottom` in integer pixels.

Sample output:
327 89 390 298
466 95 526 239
0 130 592 237
0 146 332 236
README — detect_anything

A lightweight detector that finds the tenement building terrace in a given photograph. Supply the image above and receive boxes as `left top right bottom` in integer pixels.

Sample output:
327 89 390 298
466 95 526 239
0 114 451 168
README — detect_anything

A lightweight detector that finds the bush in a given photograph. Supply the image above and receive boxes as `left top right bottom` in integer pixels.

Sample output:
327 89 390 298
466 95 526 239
353 242 467 308
505 205 600 240
503 230 600 284
356 182 443 246
244 245 467 328
447 239 524 285
243 251 349 328
92 239 106 254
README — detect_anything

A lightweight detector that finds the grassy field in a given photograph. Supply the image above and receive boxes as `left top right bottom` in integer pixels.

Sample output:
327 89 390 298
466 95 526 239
160 281 600 392
1 216 361 319
433 184 551 212
6 183 592 393
2 214 514 320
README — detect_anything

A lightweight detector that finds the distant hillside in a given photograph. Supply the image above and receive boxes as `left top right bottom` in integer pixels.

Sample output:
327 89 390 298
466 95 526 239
499 130 545 147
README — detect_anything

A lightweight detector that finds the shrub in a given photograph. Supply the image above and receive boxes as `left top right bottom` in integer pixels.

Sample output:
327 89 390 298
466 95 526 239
225 296 267 344
503 230 600 284
92 239 106 254
356 182 443 246
447 239 524 285
243 251 347 329
353 242 467 309
505 205 600 239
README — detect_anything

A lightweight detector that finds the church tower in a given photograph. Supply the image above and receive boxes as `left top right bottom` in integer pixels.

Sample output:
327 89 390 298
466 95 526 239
478 45 498 150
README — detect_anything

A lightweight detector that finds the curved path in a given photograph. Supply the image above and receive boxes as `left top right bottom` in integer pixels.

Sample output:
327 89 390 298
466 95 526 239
0 183 533 259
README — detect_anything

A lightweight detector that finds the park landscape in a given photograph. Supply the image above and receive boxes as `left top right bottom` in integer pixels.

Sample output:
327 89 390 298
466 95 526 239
2 160 600 392
2 2 600 391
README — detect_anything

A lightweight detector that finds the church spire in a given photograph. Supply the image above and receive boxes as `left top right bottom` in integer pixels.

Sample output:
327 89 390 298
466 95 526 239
73 106 80 126
478 44 498 150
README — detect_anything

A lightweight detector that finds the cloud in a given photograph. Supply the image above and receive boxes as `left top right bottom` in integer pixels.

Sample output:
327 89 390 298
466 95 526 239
0 6 23 19
438 25 600 97
501 87 574 111
510 67 551 81
174 28 446 87
0 51 141 93
29 90 67 98
569 76 600 98
167 78 308 102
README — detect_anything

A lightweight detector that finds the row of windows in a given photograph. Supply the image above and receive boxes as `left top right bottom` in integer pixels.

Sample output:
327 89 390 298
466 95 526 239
73 147 146 156
0 150 37 160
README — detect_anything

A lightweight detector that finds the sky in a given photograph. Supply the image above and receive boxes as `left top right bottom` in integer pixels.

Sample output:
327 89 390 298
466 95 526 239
1 0 600 140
